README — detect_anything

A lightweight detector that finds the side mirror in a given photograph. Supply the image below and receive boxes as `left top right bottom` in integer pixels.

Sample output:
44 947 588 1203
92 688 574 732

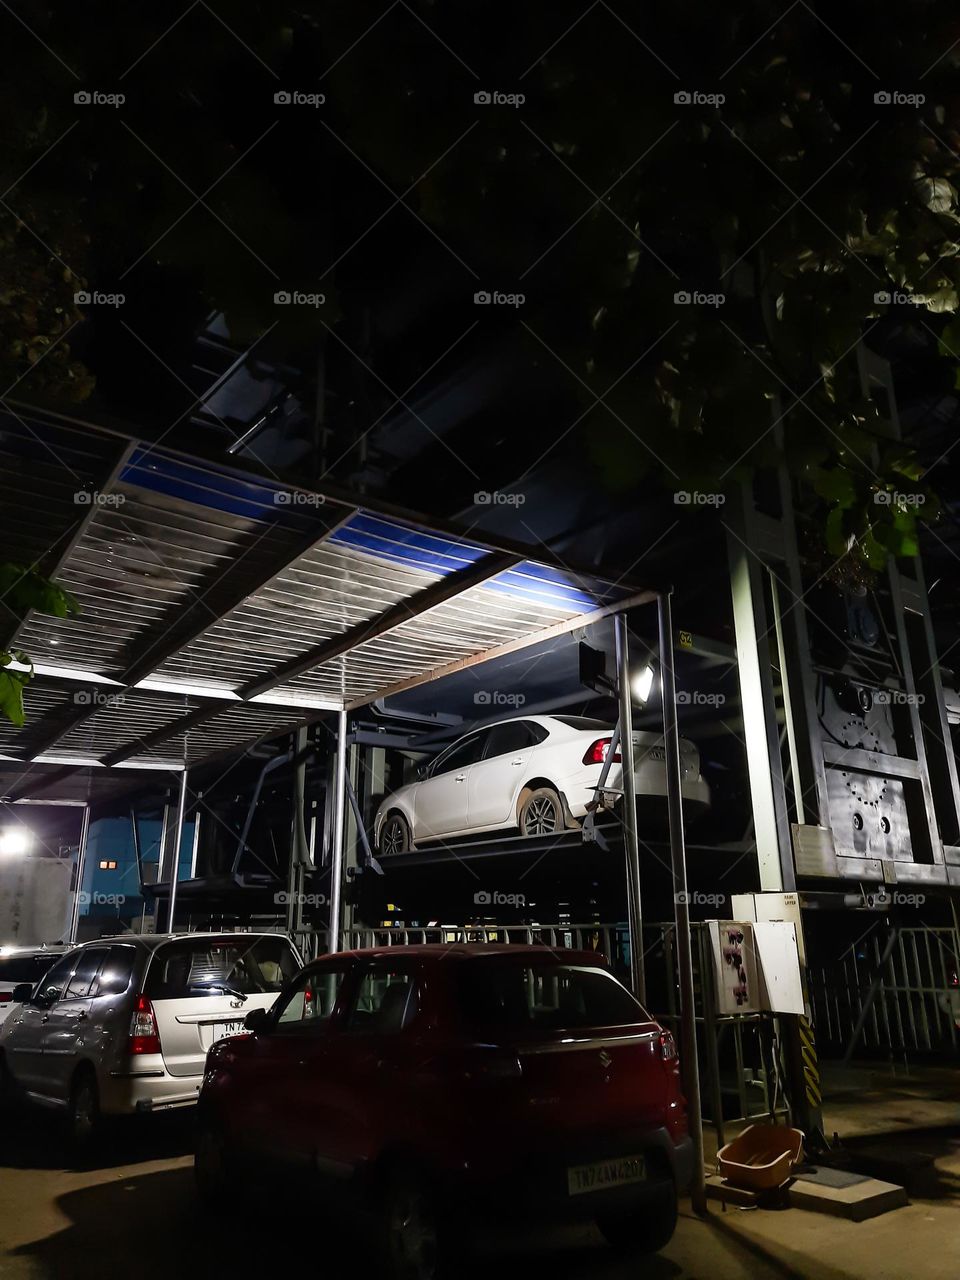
12 984 33 1003
244 1007 269 1034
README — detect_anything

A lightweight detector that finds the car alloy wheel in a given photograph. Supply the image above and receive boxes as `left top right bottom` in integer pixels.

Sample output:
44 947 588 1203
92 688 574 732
381 815 410 856
387 1173 440 1280
520 787 563 837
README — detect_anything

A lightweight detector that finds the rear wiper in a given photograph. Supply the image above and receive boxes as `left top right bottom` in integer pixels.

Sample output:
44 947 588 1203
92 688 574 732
198 982 248 1002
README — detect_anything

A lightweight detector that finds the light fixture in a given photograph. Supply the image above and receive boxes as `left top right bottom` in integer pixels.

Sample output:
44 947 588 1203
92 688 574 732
632 664 656 703
0 828 30 855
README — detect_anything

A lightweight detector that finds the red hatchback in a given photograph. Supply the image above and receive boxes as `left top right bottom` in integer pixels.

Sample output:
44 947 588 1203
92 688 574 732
195 945 692 1278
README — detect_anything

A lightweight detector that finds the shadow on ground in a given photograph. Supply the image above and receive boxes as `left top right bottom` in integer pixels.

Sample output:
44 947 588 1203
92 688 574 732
1 1110 686 1280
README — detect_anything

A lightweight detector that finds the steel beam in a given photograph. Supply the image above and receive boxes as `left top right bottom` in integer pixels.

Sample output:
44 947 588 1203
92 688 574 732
615 614 645 1002
327 709 348 954
67 804 91 944
166 768 189 931
659 592 706 1214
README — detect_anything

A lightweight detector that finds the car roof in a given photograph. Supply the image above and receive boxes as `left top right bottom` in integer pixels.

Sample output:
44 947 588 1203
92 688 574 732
70 931 291 952
307 944 607 966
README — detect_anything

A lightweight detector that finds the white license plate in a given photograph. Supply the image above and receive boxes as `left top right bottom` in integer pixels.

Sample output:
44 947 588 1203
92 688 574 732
209 1020 244 1044
567 1154 646 1196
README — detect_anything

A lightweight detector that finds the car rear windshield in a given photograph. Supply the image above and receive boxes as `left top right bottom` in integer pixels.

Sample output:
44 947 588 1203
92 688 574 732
143 937 299 1000
457 961 646 1031
0 954 61 984
552 716 611 731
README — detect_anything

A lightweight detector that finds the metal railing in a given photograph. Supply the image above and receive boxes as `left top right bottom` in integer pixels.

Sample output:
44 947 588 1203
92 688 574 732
289 922 629 967
808 925 960 1058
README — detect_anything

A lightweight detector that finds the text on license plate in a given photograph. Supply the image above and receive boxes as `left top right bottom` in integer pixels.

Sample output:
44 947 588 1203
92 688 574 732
210 1021 244 1044
567 1154 646 1196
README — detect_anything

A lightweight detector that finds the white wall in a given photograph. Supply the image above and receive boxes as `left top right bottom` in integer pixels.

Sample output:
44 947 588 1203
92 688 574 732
0 857 73 945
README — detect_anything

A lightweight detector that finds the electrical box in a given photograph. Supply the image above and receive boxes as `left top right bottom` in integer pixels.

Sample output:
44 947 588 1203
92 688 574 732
732 891 806 966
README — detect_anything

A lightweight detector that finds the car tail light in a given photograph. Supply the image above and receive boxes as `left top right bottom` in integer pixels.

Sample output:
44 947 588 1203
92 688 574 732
658 1030 678 1061
0 992 11 1004
583 737 621 765
129 994 161 1056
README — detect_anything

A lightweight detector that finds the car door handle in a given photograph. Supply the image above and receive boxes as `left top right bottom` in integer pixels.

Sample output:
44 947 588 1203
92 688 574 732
511 757 524 765
75 1011 87 1021
455 773 466 782
41 1014 50 1023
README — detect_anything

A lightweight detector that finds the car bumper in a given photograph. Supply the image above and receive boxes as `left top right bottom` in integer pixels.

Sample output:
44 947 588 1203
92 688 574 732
450 1127 693 1218
101 1068 203 1114
562 765 711 817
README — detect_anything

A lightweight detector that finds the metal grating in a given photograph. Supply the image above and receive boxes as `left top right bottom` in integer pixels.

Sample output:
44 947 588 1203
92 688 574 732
281 564 618 704
1 408 647 784
124 702 316 767
15 483 276 675
152 528 441 690
0 416 126 579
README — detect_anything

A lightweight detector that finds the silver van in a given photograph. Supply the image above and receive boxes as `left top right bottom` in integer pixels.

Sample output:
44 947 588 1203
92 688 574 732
0 931 301 1142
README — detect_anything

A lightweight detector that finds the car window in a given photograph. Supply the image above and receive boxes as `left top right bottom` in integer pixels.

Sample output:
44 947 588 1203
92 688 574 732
430 733 485 776
346 967 419 1034
483 721 543 758
275 967 348 1031
457 962 644 1031
143 937 298 1000
63 948 108 1000
97 945 138 997
34 952 79 1004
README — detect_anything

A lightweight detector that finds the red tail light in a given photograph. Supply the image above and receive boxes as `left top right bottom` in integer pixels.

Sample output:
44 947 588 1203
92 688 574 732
0 992 12 1004
583 737 622 765
129 994 161 1055
658 1030 678 1061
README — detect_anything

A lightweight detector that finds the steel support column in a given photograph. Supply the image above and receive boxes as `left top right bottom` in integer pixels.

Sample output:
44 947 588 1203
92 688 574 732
327 709 348 953
67 804 91 944
614 614 645 1003
658 591 706 1215
166 769 189 933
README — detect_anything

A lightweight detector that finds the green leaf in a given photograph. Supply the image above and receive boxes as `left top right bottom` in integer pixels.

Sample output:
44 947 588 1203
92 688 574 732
0 667 29 728
812 467 857 507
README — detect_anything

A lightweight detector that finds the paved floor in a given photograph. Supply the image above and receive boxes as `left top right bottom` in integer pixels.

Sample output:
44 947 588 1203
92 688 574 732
0 1076 958 1280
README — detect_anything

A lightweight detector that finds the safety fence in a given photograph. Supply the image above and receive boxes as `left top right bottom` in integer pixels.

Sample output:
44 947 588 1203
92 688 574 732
808 925 960 1058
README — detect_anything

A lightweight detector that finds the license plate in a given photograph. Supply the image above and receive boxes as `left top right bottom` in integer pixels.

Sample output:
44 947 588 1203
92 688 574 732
209 1020 244 1044
567 1154 645 1196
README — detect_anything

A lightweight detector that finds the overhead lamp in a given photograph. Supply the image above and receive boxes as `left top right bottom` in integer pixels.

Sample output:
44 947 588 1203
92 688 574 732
0 828 30 855
632 664 656 704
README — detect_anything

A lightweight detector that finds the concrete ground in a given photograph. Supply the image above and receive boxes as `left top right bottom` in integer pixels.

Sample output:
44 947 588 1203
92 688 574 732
0 1062 958 1280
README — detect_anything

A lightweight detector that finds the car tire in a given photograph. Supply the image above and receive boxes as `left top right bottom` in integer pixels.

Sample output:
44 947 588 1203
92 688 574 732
65 1067 100 1149
380 1165 447 1280
379 813 412 856
595 1178 678 1254
195 1119 235 1210
518 786 564 837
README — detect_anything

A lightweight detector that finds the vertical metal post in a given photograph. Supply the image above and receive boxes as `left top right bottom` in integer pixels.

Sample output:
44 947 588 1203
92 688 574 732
327 708 348 954
166 769 189 934
658 591 706 1214
615 614 645 1002
68 804 91 944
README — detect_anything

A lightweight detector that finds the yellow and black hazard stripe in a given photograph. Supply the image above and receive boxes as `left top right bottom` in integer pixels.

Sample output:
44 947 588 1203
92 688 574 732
799 1015 822 1108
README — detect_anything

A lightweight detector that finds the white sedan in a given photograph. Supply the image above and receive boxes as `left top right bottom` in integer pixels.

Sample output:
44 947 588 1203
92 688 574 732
373 714 710 854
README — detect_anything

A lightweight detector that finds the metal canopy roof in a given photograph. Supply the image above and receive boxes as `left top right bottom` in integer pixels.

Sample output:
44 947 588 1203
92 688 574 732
0 407 654 792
